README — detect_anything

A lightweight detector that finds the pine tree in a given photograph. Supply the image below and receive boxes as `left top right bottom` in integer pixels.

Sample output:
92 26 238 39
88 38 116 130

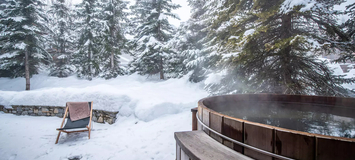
345 2 355 46
174 0 212 82
335 2 355 62
129 0 180 80
99 0 129 79
204 0 355 96
0 0 51 90
73 0 102 80
47 0 75 77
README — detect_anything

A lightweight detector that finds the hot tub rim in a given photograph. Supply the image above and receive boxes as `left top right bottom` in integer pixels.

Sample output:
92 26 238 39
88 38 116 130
198 94 355 142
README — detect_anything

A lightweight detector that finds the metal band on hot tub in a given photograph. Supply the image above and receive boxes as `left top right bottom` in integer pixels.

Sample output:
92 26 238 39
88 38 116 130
196 112 294 160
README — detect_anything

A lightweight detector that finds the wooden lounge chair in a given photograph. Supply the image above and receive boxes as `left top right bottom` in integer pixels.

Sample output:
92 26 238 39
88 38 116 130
55 102 93 144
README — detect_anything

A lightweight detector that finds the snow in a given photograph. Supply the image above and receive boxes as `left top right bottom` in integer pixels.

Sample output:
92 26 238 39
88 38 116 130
334 0 354 24
229 36 239 40
0 53 16 59
281 0 316 12
0 73 208 121
10 16 26 22
158 14 167 20
0 73 208 159
243 29 255 37
14 42 27 50
0 112 192 160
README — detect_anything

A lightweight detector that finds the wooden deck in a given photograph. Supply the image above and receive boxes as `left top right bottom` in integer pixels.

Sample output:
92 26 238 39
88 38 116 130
175 131 253 160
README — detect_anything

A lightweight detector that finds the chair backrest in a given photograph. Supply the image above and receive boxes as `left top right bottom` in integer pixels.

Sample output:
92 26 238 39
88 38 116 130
62 102 92 129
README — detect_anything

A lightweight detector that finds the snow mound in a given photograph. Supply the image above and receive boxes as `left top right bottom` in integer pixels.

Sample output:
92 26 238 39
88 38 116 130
0 73 208 121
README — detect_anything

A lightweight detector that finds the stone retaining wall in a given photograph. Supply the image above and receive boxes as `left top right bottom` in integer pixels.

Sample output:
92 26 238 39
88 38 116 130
0 105 118 124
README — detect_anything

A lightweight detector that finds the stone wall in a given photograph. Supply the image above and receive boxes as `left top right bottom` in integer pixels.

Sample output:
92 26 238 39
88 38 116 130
0 105 118 124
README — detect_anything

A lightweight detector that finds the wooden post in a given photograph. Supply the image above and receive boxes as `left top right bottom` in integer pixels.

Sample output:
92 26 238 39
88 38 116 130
191 107 198 131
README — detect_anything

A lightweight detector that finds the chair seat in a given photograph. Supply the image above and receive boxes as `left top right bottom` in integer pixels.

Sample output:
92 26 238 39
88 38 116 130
57 117 90 130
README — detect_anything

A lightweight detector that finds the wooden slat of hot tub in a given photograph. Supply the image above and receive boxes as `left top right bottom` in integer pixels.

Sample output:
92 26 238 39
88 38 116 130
175 131 253 160
223 116 244 153
244 122 273 160
202 108 210 135
274 129 315 160
317 137 355 160
209 112 223 143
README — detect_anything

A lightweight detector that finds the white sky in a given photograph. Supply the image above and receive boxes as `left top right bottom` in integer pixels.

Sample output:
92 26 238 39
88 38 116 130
71 0 191 27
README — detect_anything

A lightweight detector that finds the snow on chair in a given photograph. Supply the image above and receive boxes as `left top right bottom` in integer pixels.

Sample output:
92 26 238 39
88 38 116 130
55 102 93 144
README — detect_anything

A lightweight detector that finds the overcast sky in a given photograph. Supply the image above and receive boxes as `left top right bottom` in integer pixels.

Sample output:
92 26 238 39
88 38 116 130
71 0 191 27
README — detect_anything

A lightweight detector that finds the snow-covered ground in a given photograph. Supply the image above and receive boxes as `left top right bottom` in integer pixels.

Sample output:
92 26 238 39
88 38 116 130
0 73 208 160
0 112 192 160
1 59 355 160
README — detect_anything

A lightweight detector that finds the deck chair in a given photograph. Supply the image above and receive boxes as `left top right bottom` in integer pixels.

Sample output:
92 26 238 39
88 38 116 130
55 102 93 144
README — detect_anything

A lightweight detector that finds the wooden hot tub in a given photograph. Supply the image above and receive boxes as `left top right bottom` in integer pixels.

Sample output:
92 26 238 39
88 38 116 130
193 94 355 160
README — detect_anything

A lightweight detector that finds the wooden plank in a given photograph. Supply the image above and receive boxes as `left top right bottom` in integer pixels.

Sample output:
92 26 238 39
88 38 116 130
244 122 273 160
202 108 210 135
223 116 244 153
181 149 190 160
55 105 69 144
274 129 315 160
197 106 203 131
209 112 223 143
88 101 93 139
176 143 181 160
317 137 355 160
191 107 198 131
174 131 253 160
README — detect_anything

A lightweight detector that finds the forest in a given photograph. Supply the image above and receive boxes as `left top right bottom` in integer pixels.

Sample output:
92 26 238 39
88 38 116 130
0 0 355 97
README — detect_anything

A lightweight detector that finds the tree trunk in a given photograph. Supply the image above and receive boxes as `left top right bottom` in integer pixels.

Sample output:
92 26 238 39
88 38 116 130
159 56 164 80
88 44 92 80
110 22 115 71
111 51 114 70
25 50 30 90
281 13 293 94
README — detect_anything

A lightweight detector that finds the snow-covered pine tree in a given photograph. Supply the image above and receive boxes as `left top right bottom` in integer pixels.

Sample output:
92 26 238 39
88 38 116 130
334 2 355 62
175 0 212 82
205 0 355 96
0 0 51 90
73 0 102 80
129 0 180 80
47 0 75 77
98 0 129 79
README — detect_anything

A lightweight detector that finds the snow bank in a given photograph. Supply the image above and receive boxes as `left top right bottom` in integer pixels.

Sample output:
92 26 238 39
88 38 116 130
0 73 208 121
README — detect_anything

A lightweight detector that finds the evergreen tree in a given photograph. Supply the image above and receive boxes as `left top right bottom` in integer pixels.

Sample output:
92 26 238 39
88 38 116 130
176 0 212 82
345 2 355 47
99 0 129 79
73 0 102 80
0 0 51 90
47 0 75 77
129 0 180 80
204 0 355 96
335 2 355 62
